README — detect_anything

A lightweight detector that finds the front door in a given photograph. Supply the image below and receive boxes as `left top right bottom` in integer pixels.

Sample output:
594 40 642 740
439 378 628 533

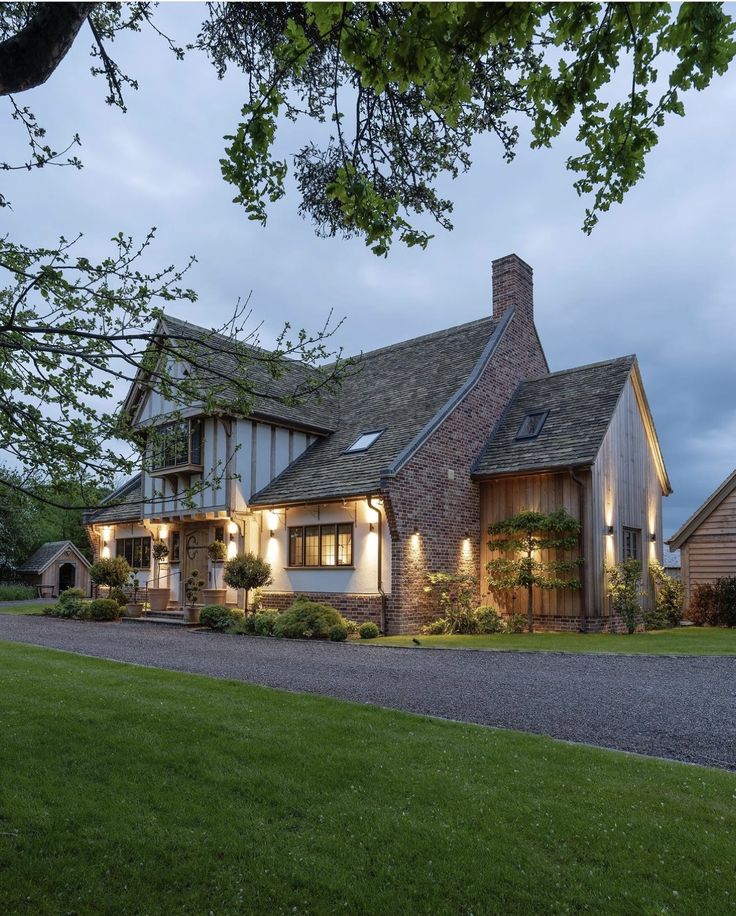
182 526 208 605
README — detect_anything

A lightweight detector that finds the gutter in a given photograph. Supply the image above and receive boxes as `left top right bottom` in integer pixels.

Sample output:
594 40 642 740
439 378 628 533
367 495 388 634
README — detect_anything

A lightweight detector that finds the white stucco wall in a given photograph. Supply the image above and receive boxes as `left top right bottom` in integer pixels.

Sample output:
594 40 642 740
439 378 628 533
257 499 392 595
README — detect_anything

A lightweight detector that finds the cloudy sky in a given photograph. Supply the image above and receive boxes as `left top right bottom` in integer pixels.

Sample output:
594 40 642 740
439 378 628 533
4 4 735 537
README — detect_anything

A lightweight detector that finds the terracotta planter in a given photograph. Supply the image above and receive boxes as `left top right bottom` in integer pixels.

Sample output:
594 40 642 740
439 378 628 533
185 605 201 625
124 603 143 618
202 588 227 606
148 587 170 613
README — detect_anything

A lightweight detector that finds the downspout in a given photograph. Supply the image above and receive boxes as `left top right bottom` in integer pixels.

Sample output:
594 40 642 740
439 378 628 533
367 495 387 634
569 468 586 631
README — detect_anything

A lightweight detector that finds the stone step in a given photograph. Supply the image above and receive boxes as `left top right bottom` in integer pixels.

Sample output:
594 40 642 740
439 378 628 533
145 609 185 620
123 614 191 627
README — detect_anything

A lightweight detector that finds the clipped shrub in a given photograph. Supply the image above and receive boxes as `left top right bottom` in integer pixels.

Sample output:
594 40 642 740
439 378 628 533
715 577 736 628
0 583 35 601
329 623 349 642
59 587 85 605
109 587 127 606
475 605 504 634
253 610 280 636
505 614 526 634
688 583 719 626
88 598 123 621
199 604 244 631
359 621 380 640
343 618 359 636
231 615 257 635
643 610 668 631
207 539 228 562
273 600 344 640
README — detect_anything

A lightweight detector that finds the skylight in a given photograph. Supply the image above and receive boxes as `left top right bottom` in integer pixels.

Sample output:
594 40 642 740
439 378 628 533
344 430 384 454
515 410 548 441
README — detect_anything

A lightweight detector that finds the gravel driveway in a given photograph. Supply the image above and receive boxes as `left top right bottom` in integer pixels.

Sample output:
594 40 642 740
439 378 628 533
2 615 734 770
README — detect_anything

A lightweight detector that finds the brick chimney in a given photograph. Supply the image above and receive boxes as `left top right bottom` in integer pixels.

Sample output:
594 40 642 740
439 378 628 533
492 253 533 324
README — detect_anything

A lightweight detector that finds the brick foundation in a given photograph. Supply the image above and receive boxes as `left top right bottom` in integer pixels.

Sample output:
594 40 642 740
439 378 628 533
260 591 384 626
515 613 630 633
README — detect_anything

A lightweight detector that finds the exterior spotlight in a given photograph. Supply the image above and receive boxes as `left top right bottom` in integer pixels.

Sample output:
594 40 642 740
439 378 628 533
606 525 614 535
412 526 419 536
229 533 235 543
269 530 275 538
650 533 657 542
464 532 470 540
369 523 375 532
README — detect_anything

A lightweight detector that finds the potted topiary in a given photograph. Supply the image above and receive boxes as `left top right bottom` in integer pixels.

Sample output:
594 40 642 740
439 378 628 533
223 552 272 615
203 539 228 606
124 571 143 617
184 569 205 624
148 539 170 613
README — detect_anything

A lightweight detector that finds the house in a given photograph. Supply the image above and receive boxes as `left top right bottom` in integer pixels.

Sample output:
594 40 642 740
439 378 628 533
662 546 681 581
16 541 91 598
668 469 736 608
85 254 670 633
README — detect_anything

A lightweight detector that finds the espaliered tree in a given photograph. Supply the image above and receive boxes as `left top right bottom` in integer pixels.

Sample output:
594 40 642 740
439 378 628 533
486 508 583 633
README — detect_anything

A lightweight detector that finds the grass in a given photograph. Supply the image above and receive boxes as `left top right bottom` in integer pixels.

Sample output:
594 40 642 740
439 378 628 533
0 642 734 914
0 602 52 616
368 626 736 655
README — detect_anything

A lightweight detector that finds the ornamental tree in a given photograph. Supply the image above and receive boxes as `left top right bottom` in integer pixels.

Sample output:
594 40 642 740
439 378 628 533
486 508 582 633
223 552 273 614
89 556 131 590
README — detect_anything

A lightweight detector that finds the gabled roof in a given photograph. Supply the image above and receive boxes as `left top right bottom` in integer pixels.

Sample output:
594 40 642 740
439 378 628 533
84 474 143 525
473 355 671 495
249 313 509 506
16 541 90 574
124 315 338 433
668 468 736 549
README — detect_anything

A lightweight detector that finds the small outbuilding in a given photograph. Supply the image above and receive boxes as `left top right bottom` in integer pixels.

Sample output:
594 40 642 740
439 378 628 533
16 541 92 599
668 469 736 609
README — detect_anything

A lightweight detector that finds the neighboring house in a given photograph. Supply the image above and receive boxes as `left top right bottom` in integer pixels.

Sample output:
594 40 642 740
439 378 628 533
16 541 91 598
668 469 736 608
662 546 681 580
85 254 670 633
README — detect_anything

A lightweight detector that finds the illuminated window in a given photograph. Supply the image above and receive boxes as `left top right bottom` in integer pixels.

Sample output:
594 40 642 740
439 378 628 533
288 524 353 567
515 411 548 441
344 430 384 454
623 527 641 563
116 537 151 568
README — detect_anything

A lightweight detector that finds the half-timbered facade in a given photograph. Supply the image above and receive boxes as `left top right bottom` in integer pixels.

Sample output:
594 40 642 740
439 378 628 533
85 253 670 633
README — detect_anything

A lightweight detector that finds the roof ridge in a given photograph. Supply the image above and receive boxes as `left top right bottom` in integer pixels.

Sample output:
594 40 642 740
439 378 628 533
540 354 635 381
345 316 494 363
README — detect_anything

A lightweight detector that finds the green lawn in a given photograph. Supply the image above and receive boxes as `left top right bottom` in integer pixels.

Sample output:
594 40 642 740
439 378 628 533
0 602 52 616
368 626 736 655
0 642 734 914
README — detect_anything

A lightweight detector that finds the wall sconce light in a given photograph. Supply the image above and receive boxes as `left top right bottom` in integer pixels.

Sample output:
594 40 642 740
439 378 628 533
227 521 239 535
159 525 169 540
270 530 275 538
606 525 614 535
650 533 657 542
102 539 108 548
412 526 419 536
369 523 375 532
229 533 235 543
463 532 470 540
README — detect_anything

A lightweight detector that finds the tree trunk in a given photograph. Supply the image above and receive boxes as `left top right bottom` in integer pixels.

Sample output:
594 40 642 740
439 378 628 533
0 3 96 96
244 588 249 615
527 583 534 633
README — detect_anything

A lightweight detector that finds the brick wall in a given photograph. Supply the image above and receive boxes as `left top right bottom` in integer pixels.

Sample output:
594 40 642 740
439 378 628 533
383 256 549 633
259 591 383 625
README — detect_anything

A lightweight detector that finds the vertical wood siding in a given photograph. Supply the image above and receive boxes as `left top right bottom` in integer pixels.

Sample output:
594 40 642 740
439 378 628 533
680 488 736 604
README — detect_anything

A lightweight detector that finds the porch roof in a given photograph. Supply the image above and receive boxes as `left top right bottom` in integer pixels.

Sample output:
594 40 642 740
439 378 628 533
84 474 143 525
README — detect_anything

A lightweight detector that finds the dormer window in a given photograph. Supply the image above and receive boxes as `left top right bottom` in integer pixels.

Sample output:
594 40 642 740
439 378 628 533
515 410 548 441
149 418 203 475
344 430 384 454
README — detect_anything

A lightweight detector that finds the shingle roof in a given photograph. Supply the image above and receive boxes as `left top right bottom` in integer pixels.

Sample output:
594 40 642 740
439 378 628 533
84 474 143 525
154 316 339 432
17 541 90 573
249 316 501 506
473 356 635 477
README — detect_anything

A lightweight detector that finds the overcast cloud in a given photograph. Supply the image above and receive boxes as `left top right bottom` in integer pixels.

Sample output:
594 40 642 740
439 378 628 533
3 4 735 537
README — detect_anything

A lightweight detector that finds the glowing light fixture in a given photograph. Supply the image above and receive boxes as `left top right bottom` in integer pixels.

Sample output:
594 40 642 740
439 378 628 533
412 526 419 536
606 525 614 536
159 524 169 539
227 521 238 535
650 533 657 542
